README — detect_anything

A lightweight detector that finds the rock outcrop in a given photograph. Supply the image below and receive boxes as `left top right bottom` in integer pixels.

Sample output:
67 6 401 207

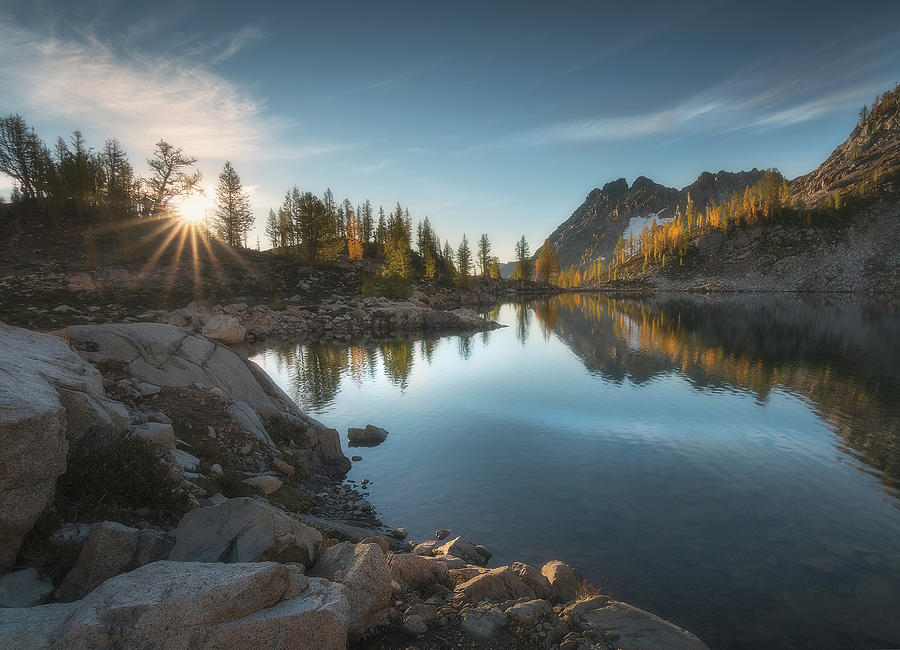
0 561 350 649
309 541 391 636
538 171 764 271
56 521 140 602
63 323 350 475
0 323 127 573
169 497 322 567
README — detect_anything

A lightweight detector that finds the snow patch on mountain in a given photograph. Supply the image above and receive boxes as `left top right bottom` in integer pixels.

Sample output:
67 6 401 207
622 209 673 247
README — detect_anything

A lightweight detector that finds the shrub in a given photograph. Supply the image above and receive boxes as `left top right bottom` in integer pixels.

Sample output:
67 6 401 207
268 484 309 514
60 434 189 514
265 414 308 448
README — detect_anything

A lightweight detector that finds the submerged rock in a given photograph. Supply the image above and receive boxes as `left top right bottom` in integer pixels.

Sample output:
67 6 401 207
577 600 708 649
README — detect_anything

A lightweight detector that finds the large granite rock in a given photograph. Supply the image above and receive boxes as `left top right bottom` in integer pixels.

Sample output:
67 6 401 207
0 568 53 607
454 566 535 602
435 536 487 566
0 561 350 649
387 553 451 592
0 323 127 573
201 315 246 344
63 323 350 475
56 521 140 602
541 560 582 602
310 541 391 636
169 497 322 568
578 600 708 649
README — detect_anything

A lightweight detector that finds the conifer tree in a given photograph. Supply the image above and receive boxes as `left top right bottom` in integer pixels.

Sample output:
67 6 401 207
535 239 559 283
456 234 472 285
477 233 491 276
213 161 253 247
513 236 532 281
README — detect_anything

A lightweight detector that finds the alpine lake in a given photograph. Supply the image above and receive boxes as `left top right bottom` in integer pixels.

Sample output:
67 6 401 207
248 293 900 649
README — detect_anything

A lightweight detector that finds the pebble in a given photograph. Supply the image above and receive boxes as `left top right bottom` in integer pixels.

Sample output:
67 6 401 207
351 455 362 461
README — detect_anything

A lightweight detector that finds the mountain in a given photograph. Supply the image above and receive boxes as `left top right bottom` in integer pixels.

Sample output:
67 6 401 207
538 84 900 291
542 170 765 269
791 91 900 205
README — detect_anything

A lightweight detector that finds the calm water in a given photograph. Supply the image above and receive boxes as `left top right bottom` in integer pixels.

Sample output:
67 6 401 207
249 294 900 649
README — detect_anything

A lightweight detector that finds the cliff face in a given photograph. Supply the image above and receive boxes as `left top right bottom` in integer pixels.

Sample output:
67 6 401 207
544 171 765 270
791 94 900 206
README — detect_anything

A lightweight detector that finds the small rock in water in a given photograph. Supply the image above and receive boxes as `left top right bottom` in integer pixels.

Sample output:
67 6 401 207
474 545 492 562
391 527 408 539
435 529 450 540
351 455 362 461
347 424 389 447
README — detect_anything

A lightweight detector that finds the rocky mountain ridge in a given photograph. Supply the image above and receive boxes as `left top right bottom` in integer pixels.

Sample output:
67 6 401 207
540 84 900 280
544 170 766 270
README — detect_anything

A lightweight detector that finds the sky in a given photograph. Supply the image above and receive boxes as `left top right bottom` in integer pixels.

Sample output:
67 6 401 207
1 0 899 259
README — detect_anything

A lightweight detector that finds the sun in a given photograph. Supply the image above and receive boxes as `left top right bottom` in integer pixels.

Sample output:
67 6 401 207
173 192 210 224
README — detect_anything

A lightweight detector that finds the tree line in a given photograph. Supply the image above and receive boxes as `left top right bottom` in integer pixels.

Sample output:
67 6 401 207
0 113 258 247
0 113 548 291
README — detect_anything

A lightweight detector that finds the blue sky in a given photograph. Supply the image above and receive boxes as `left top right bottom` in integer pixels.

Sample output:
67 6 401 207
1 1 898 259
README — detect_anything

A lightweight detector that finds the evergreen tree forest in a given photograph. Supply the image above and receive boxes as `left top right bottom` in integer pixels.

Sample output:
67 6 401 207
0 113 520 296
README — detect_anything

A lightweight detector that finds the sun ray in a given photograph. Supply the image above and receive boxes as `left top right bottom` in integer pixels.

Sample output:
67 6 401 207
162 221 190 296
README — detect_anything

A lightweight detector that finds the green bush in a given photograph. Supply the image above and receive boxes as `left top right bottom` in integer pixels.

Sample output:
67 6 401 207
268 485 309 514
60 435 189 514
265 414 308 448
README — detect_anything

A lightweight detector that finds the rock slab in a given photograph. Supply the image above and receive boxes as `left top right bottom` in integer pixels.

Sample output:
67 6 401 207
169 497 322 567
0 561 350 649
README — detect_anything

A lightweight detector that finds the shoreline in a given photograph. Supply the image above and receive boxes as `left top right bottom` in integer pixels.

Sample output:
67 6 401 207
0 318 708 649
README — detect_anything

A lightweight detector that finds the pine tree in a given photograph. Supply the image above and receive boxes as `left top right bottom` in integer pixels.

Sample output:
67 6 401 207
213 161 253 247
534 239 559 283
456 234 472 285
375 206 386 256
265 208 280 249
513 236 532 281
360 200 373 254
477 233 491 276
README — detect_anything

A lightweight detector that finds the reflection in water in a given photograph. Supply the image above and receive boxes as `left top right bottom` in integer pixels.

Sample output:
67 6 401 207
250 293 900 649
258 294 900 493
458 334 473 360
381 341 414 390
514 301 530 345
532 293 900 493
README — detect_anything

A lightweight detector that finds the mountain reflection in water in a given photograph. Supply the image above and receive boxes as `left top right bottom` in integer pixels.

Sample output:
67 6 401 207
249 293 900 649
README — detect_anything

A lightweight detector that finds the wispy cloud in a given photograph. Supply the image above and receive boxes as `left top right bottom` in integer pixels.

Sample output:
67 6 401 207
211 25 264 64
357 160 391 173
517 31 900 146
0 18 340 162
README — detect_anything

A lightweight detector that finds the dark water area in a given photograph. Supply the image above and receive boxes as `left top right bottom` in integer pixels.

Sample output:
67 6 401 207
250 293 900 649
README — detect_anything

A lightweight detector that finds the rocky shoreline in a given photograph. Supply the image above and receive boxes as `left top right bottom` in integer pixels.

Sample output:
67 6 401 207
0 319 707 649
